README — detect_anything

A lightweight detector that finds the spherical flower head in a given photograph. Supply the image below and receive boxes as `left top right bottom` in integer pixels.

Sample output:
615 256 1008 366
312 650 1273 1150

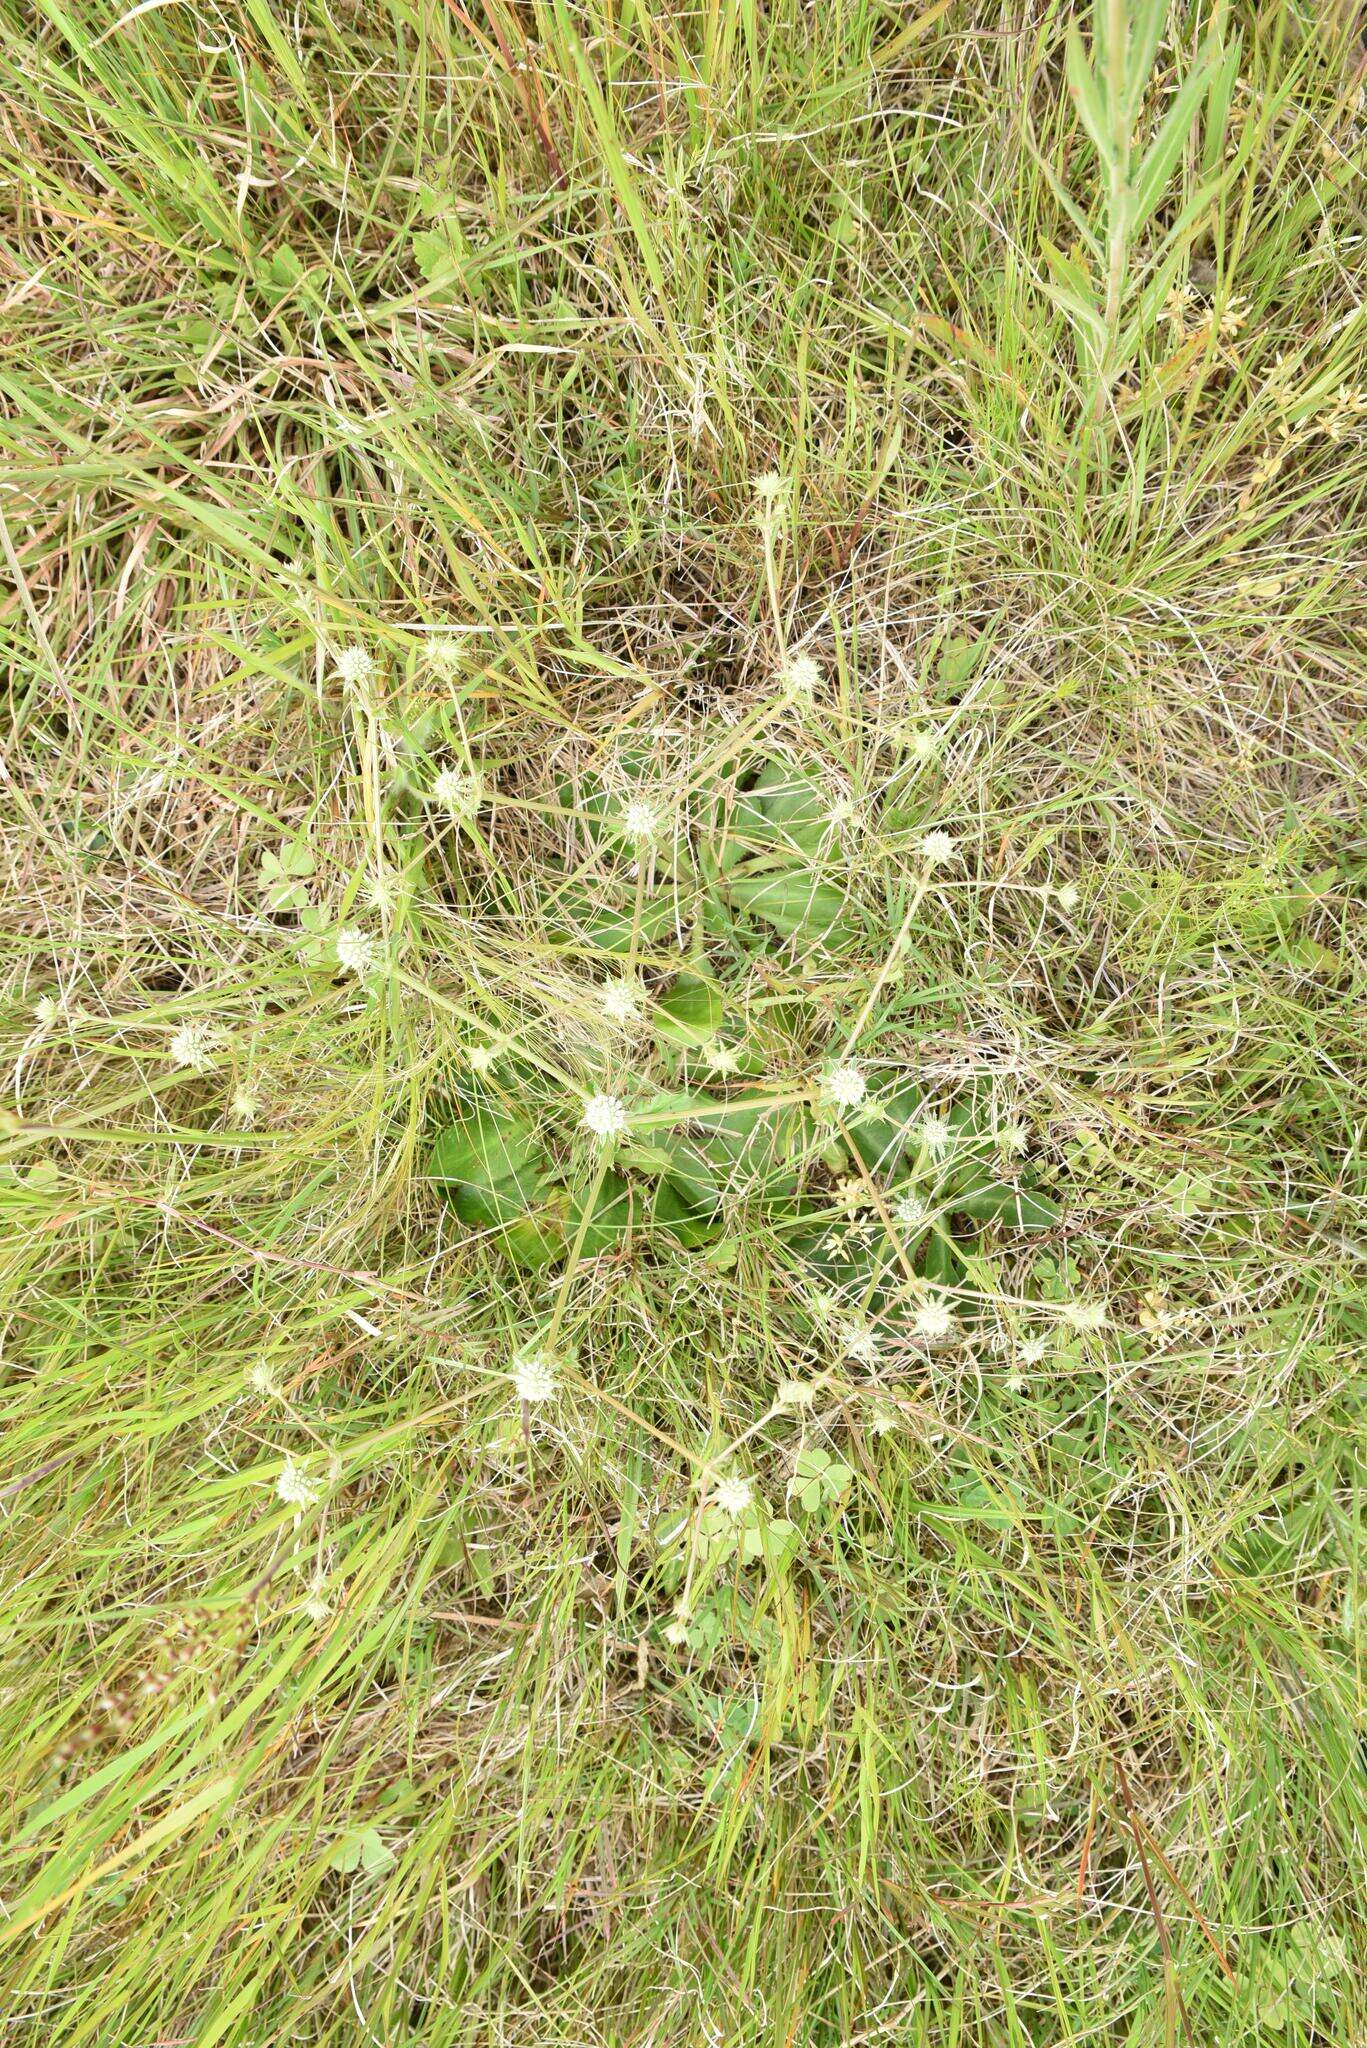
1054 882 1081 913
918 1114 952 1156
425 633 462 674
840 1322 880 1366
781 652 821 696
362 863 398 915
915 1297 956 1341
1063 1298 1108 1333
335 927 378 978
663 1616 690 1647
909 729 940 762
33 996 60 1030
621 797 663 844
821 1062 868 1113
231 1086 260 1125
276 1458 316 1509
776 1378 817 1409
431 765 484 819
248 1361 280 1397
600 977 643 1028
713 1474 753 1518
467 1041 499 1074
1138 1289 1171 1335
169 1020 222 1073
333 644 375 689
1017 1334 1049 1366
919 829 957 867
513 1354 557 1405
752 471 786 506
869 1398 901 1435
997 1121 1029 1158
893 1190 929 1230
582 1093 629 1142
703 1041 741 1075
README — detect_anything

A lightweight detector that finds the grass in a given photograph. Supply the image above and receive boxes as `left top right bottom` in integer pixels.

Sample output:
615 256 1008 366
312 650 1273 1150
1 0 1364 2041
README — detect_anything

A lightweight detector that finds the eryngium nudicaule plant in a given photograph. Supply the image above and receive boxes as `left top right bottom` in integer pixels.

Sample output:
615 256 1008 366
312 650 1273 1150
2 3 1364 2043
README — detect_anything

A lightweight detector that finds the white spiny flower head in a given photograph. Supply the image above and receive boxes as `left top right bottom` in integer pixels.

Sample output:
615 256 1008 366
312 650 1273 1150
1017 1333 1049 1365
1005 1370 1027 1396
840 1321 880 1366
303 1591 332 1623
582 1092 629 1143
621 796 663 844
33 995 61 1030
703 1041 741 1075
467 1042 499 1073
1054 882 1081 912
663 1615 690 1646
821 1062 868 1113
713 1473 753 1518
333 644 375 689
169 1020 222 1073
893 1190 929 1231
512 1354 557 1405
361 862 399 915
752 471 786 506
919 829 958 867
909 729 941 762
600 977 643 1027
781 652 822 696
231 1086 260 1125
918 1114 952 1156
248 1361 280 1397
335 926 378 978
431 764 484 819
776 1378 817 1409
425 632 462 674
998 1121 1029 1157
869 1398 901 1435
914 1296 957 1341
276 1458 316 1510
1063 1298 1108 1333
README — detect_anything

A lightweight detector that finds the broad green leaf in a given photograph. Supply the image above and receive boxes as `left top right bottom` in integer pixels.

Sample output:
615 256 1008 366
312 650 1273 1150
411 226 461 285
549 886 684 956
651 1175 721 1248
503 1214 567 1270
740 1516 799 1566
953 1175 1060 1229
726 762 829 858
724 870 852 949
654 974 724 1048
937 632 988 685
358 1828 396 1876
846 1078 926 1175
258 841 313 912
921 1233 964 1288
429 1106 560 1265
429 1108 544 1195
569 1171 633 1258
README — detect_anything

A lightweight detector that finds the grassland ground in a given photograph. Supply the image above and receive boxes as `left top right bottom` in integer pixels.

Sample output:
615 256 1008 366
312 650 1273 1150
1 2 1365 2043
